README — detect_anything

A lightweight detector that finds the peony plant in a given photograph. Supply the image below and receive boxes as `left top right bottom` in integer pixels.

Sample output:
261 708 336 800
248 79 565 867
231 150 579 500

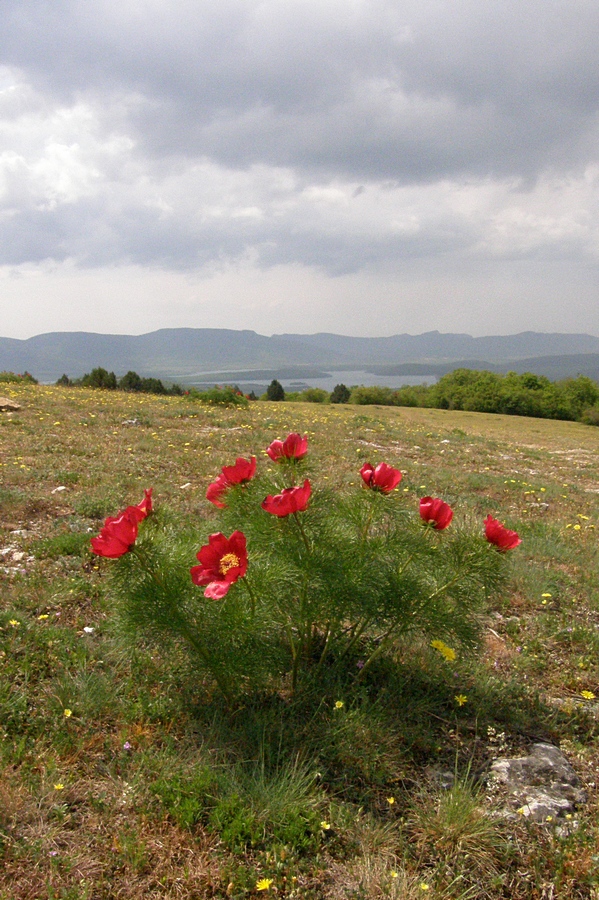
93 434 520 702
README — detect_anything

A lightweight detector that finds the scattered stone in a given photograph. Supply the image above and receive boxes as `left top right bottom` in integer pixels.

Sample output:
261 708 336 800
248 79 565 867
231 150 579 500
51 486 67 494
179 482 192 489
489 743 586 822
425 766 455 790
121 418 141 426
0 397 20 412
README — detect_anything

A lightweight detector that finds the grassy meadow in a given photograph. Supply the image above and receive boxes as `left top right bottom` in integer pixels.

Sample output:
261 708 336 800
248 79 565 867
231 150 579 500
1 382 599 899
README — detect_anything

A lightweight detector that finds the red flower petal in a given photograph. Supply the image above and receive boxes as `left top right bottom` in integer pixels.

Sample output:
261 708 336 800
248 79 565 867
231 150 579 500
261 480 311 516
360 462 402 493
266 433 308 461
206 475 228 508
484 515 521 551
91 507 140 557
419 496 454 530
221 457 257 485
134 488 153 519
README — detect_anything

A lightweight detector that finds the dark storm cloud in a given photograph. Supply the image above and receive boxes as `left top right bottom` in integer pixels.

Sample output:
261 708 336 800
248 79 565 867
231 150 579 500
2 0 599 181
0 0 598 283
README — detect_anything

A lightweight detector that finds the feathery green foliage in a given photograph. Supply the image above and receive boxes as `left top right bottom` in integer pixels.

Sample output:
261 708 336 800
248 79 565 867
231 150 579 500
103 440 513 701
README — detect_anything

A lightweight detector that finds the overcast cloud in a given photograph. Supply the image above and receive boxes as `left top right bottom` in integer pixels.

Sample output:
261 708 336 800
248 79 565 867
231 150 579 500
1 0 598 339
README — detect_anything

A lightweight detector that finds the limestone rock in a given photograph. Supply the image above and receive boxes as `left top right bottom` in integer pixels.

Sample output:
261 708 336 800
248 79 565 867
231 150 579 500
0 397 20 412
489 743 586 822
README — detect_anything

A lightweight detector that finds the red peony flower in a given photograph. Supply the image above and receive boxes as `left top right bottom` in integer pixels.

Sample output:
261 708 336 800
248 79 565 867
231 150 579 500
261 480 312 517
190 531 248 599
360 462 402 493
206 475 228 509
419 496 454 530
91 508 140 558
206 457 257 508
266 433 308 461
91 489 153 557
484 515 521 551
221 456 257 484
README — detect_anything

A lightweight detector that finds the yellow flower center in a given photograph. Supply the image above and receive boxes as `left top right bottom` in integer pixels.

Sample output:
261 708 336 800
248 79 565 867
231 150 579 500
219 552 240 575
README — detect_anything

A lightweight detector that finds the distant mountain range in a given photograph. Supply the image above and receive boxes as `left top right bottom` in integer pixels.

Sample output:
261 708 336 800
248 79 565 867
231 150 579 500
1 328 599 384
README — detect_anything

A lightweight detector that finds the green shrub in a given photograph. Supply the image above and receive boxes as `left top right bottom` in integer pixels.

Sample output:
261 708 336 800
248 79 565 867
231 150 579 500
299 388 329 403
188 386 249 407
0 371 38 384
98 438 515 703
350 385 398 405
581 404 599 426
367 369 599 424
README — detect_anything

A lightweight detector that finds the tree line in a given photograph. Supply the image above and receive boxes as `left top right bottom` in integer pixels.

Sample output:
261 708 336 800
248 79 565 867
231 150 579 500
56 368 184 395
348 369 599 426
52 367 599 425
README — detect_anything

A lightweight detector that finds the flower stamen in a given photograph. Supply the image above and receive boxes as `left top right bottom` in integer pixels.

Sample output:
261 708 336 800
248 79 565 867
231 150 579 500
219 552 240 575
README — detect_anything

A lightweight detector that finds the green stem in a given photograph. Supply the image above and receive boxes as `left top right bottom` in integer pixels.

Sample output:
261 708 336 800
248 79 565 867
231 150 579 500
316 623 333 669
426 571 463 602
241 576 256 616
130 543 165 586
356 623 406 680
129 547 233 704
398 524 433 575
292 511 311 552
362 508 374 541
338 617 372 660
291 639 301 694
177 619 234 705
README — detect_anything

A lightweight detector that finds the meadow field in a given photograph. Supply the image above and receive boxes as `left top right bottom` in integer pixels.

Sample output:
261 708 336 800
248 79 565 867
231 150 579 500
1 383 599 899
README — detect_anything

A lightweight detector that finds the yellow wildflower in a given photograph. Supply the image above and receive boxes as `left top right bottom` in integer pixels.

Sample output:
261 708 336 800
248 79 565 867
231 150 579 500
256 878 273 891
431 640 456 662
63 708 72 718
581 690 595 700
455 694 468 706
53 783 64 791
334 700 344 709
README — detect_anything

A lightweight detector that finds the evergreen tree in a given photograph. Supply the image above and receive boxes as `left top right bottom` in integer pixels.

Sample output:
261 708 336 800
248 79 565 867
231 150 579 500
330 383 350 403
80 367 117 389
266 379 285 401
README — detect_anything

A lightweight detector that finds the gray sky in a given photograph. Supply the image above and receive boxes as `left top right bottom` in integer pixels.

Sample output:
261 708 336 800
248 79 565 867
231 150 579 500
1 0 598 339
